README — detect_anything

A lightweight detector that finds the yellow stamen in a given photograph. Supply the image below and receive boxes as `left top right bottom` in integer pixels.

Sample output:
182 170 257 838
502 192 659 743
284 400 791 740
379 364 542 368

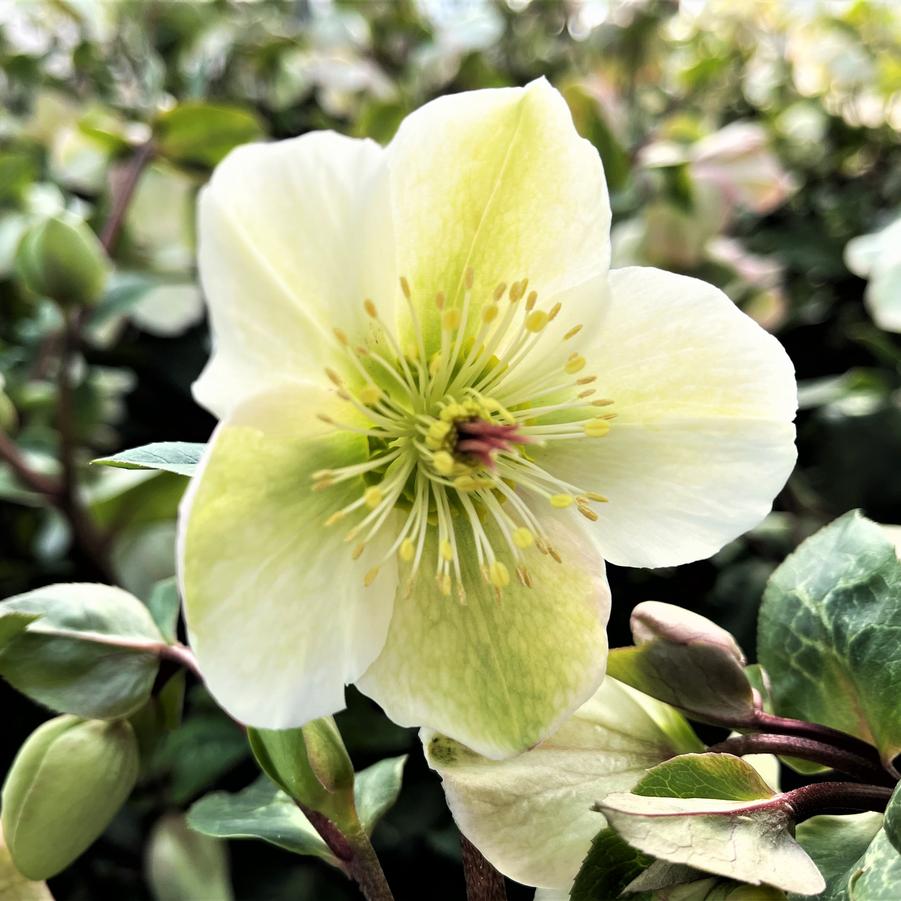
360 384 381 405
584 419 611 437
488 560 510 588
364 486 383 509
399 538 415 562
525 310 549 333
363 298 378 318
364 566 380 587
565 354 586 374
550 493 574 509
440 539 454 562
513 527 534 548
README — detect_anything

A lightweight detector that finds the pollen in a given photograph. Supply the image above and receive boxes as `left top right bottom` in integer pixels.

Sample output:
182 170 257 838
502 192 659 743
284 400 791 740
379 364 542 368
443 308 461 330
440 539 454 562
360 384 381 405
565 353 586 374
488 560 510 588
399 538 416 562
432 450 455 475
364 566 380 587
513 527 534 548
525 310 549 333
364 486 383 508
584 419 611 437
550 493 574 508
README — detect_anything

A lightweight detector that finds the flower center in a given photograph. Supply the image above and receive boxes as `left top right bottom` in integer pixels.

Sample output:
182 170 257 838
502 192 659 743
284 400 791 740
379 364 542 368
312 272 615 600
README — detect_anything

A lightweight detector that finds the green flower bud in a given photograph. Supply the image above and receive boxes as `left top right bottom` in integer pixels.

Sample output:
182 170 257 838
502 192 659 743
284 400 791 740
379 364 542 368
1 715 139 880
248 718 356 829
14 215 109 308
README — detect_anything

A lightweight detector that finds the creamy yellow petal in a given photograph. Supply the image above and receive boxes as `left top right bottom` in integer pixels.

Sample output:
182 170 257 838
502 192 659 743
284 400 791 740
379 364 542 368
178 382 397 728
357 511 610 760
194 133 393 417
537 267 797 567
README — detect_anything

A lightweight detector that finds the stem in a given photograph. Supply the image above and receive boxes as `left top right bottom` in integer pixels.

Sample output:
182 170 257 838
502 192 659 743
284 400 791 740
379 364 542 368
461 834 507 901
751 710 884 767
0 429 61 496
300 807 394 901
708 733 895 786
785 782 893 823
99 140 155 254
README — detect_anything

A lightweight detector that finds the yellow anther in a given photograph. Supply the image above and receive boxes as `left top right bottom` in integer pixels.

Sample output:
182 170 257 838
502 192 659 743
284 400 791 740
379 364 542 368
433 450 455 475
399 538 415 562
493 282 507 301
364 486 383 508
550 493 574 508
525 290 538 311
317 413 335 425
429 353 442 376
440 539 454 562
333 328 349 345
443 308 461 330
482 304 499 324
565 354 586 374
454 475 490 492
428 419 452 441
509 280 525 303
488 560 510 589
325 511 345 527
312 479 332 492
465 267 475 290
325 368 343 387
578 504 599 522
337 390 351 401
355 345 369 357
563 324 583 341
364 566 380 587
517 566 533 588
577 375 597 385
312 469 332 481
548 546 562 563
352 543 366 560
592 398 614 407
360 384 381 405
584 419 611 437
579 389 596 399
525 310 549 333
363 298 378 318
585 491 609 503
400 276 411 300
439 572 453 596
513 527 534 548
548 302 562 322
435 291 446 310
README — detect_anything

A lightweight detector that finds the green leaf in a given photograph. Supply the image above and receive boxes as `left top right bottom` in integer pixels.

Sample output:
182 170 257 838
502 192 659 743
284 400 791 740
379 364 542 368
355 755 407 834
93 442 205 476
793 813 883 900
186 775 334 863
155 103 265 168
758 511 901 764
606 603 755 726
0 583 164 719
0 612 39 652
847 829 901 899
147 577 180 644
597 789 824 896
884 783 901 855
569 827 652 901
633 753 776 802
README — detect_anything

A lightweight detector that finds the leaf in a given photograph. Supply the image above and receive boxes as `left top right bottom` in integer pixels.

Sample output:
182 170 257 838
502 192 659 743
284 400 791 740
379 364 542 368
884 783 901 856
93 442 205 477
0 825 52 901
847 829 901 899
155 103 265 168
147 577 181 644
597 791 824 896
186 775 334 863
355 755 407 834
793 813 883 900
569 828 652 901
0 612 39 652
0 583 164 719
597 754 822 895
607 602 755 730
758 511 901 764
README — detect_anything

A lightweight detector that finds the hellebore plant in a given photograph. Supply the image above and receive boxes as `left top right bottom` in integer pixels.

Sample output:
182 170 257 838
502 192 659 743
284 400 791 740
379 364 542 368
174 78 797 758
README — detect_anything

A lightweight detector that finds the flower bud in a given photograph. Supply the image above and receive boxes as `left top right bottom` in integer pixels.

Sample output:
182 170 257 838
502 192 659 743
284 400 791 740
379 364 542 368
248 717 356 829
1 715 139 880
606 602 755 726
14 215 109 308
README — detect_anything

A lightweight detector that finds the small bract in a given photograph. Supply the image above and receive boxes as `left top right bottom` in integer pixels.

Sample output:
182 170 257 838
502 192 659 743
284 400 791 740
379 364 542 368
178 79 797 758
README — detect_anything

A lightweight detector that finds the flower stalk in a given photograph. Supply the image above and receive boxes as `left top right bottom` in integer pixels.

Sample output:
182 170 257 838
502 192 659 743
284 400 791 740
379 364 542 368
461 834 507 901
784 782 894 823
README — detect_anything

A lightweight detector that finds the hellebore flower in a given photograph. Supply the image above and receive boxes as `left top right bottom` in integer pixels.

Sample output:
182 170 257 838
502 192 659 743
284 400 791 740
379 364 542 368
178 79 797 759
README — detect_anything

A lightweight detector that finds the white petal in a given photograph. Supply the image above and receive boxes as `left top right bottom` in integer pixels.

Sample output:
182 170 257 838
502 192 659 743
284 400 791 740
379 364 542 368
424 679 701 889
178 382 397 728
193 132 393 417
537 267 797 567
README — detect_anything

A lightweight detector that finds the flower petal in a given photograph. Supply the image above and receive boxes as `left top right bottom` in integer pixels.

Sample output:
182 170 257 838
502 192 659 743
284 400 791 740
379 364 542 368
193 132 393 417
537 266 797 567
357 511 611 760
423 679 701 890
385 78 610 349
178 382 397 728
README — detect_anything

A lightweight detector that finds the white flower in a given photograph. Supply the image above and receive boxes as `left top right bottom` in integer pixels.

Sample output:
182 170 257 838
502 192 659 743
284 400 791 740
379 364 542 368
178 79 797 759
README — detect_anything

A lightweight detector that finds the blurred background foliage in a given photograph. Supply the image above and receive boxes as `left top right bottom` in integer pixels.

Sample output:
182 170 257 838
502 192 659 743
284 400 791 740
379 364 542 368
0 0 899 898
